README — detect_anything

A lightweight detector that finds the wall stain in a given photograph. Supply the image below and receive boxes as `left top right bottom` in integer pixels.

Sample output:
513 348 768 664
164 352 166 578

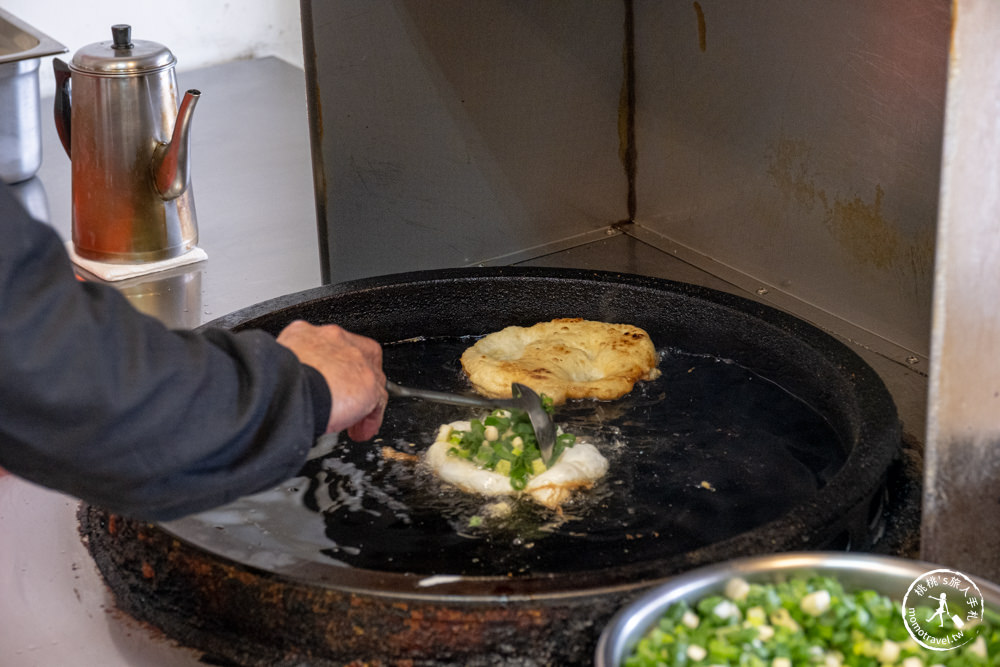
765 137 934 277
827 185 900 270
693 2 707 52
766 138 821 210
617 0 637 222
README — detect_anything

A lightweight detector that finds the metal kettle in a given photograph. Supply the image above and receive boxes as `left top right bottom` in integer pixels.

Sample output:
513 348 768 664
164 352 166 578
53 24 200 264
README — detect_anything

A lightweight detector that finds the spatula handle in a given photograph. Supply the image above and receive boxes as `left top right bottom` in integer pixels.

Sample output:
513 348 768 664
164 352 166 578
385 380 498 409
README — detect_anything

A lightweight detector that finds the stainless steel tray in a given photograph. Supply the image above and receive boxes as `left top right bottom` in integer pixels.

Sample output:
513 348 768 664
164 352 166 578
0 8 66 64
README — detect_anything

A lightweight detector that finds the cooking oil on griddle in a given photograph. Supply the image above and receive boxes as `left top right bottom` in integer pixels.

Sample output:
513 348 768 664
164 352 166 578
296 336 845 576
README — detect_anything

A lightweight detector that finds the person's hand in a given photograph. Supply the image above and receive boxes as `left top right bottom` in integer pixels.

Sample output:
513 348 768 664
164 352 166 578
276 320 387 441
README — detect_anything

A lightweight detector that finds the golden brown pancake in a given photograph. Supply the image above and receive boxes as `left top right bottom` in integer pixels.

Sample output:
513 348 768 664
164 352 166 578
460 318 660 404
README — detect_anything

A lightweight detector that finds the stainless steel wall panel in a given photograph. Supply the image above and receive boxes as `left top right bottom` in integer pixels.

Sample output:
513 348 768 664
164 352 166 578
301 0 629 284
301 0 945 463
632 1 949 359
923 0 1000 582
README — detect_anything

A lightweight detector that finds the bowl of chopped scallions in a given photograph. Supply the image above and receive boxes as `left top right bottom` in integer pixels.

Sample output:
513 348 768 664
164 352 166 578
595 552 1000 666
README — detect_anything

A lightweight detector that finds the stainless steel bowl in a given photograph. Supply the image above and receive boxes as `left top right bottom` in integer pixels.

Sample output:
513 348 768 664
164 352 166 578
595 551 1000 666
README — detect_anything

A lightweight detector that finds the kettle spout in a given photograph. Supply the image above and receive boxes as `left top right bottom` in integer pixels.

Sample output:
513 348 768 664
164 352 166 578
152 89 201 201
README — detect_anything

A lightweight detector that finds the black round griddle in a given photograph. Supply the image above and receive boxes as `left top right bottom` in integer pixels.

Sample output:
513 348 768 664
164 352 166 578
79 266 901 665
295 336 847 577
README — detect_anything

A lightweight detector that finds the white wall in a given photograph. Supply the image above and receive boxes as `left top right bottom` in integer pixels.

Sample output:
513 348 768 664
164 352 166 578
3 1 304 93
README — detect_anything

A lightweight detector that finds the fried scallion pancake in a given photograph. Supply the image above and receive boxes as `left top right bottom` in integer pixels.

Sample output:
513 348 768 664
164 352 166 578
460 318 660 404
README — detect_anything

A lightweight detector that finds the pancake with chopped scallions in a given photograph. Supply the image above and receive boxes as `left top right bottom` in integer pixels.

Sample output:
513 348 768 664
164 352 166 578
424 406 607 510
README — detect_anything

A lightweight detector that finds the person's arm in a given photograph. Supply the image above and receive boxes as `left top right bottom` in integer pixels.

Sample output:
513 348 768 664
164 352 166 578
0 183 382 520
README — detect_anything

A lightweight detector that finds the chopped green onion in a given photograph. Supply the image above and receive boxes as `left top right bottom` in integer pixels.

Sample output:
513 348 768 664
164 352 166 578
443 397 575 490
624 575 1000 666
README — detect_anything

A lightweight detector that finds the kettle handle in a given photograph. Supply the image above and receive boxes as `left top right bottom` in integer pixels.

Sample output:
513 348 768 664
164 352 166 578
53 58 72 158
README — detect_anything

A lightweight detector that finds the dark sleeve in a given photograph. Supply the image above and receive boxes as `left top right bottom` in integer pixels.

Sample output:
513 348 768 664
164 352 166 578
0 182 331 521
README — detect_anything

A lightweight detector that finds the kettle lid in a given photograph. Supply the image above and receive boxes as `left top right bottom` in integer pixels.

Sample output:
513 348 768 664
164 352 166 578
70 24 175 75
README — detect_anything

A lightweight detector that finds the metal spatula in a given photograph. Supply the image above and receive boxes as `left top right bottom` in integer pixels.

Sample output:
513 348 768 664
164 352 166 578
385 380 557 464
